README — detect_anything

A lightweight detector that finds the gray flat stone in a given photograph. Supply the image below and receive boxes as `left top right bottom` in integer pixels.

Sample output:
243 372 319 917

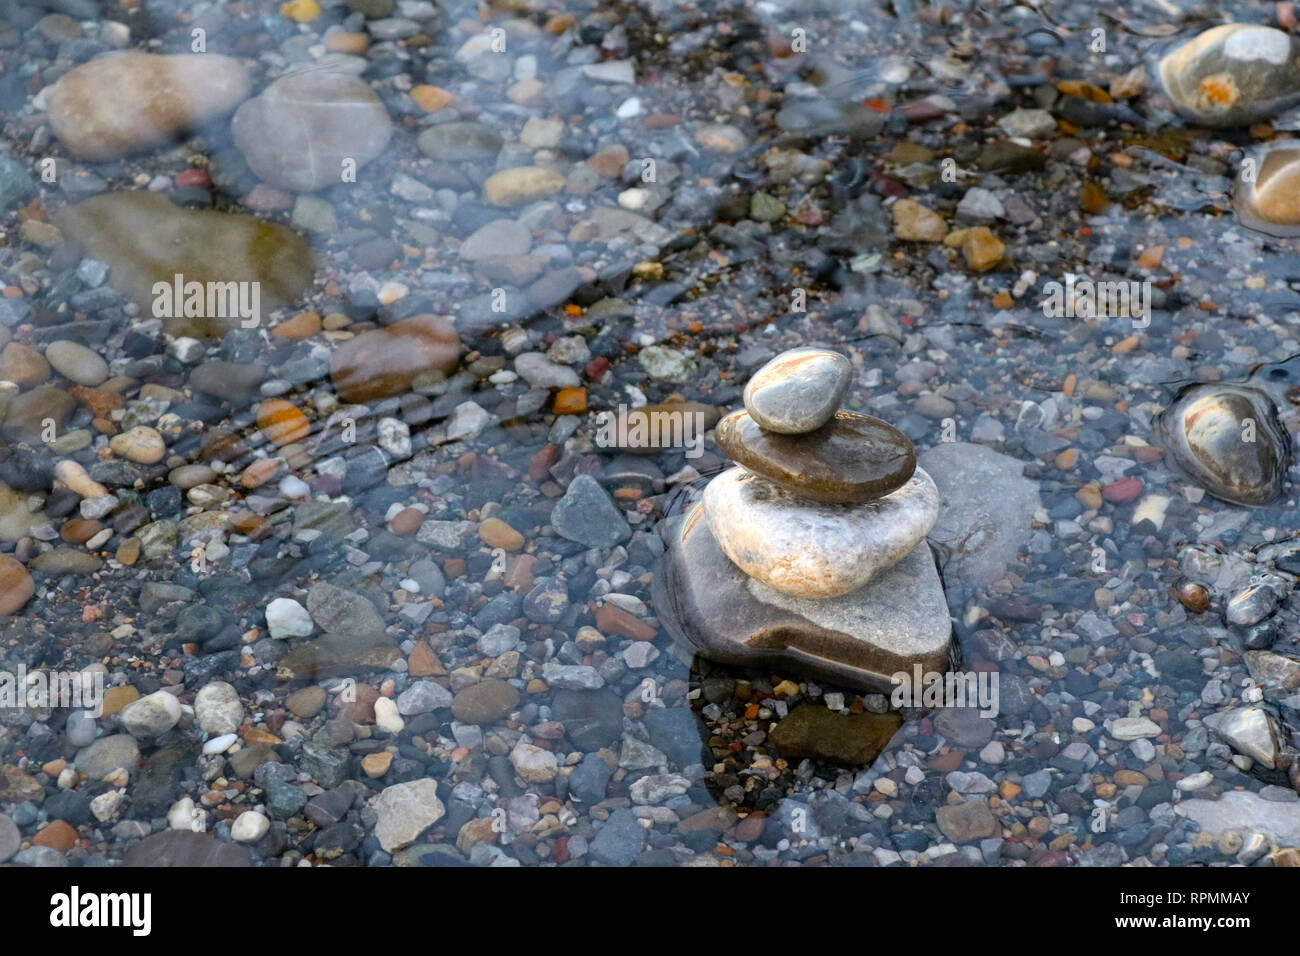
74 734 140 779
654 504 951 694
918 442 1041 588
1177 789 1300 845
123 829 251 867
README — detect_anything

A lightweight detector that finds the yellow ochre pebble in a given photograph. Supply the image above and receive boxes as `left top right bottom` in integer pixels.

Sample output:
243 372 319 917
280 0 321 23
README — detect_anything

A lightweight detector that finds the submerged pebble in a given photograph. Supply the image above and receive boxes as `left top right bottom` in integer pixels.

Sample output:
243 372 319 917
1233 139 1300 236
1156 384 1288 506
232 70 393 193
45 52 251 159
1157 24 1300 127
54 192 313 338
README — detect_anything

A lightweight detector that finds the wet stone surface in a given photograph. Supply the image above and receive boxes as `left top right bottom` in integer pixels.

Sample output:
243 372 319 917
715 409 916 504
741 347 852 434
1157 384 1289 506
1158 24 1300 128
703 465 939 598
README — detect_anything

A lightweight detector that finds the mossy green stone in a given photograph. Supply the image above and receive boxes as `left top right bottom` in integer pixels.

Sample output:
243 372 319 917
54 191 314 338
768 704 903 764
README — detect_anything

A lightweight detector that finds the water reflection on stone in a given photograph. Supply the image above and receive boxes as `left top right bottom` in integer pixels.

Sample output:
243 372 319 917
1156 384 1289 506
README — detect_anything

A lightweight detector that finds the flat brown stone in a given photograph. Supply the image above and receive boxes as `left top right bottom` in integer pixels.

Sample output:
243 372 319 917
594 601 656 641
280 630 401 680
768 704 903 764
33 820 77 852
715 409 915 503
609 402 720 454
1 385 76 441
286 686 326 718
330 314 461 403
407 640 444 677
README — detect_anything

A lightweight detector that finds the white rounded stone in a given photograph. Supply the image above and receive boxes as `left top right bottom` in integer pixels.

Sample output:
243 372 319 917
1158 24 1300 127
119 690 182 739
203 733 239 755
510 742 558 783
374 697 405 735
231 810 269 843
265 597 313 640
167 797 201 831
90 789 124 822
194 681 244 736
703 466 938 598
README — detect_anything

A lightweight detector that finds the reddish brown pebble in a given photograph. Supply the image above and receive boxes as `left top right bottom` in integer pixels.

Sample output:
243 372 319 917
1101 476 1142 504
1178 581 1210 614
60 518 102 544
504 553 537 592
0 555 34 615
734 813 766 843
529 444 561 481
68 385 124 418
407 641 444 677
330 314 461 403
899 99 941 122
174 167 212 189
594 602 656 641
33 820 78 852
390 507 423 536
340 683 379 723
272 310 322 341
586 145 630 178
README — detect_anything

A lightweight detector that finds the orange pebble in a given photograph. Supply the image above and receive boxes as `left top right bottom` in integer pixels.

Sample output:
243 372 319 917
256 399 310 446
240 458 281 489
411 84 455 112
1136 245 1164 270
553 387 587 414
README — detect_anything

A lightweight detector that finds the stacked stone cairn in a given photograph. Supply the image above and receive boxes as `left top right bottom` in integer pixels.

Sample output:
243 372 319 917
654 348 953 693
